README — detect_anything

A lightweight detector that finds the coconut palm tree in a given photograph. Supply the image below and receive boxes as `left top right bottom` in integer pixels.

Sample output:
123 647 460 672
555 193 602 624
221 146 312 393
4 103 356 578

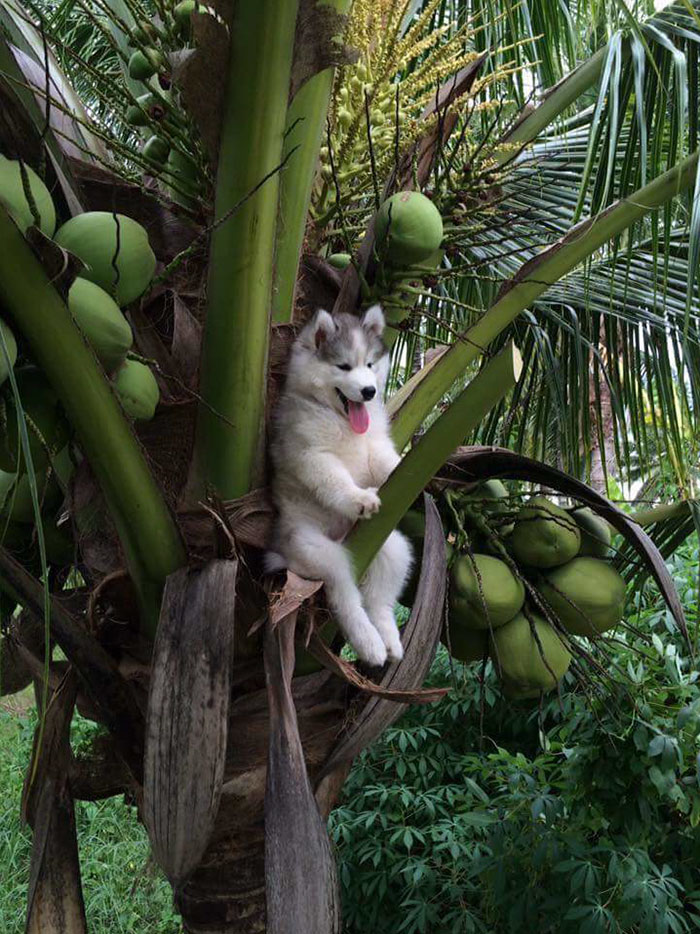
0 0 698 931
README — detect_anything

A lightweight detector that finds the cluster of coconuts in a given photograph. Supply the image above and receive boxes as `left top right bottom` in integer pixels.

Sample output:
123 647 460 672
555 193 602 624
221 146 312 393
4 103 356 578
401 481 626 700
0 154 165 585
0 154 162 502
123 2 209 207
328 190 444 333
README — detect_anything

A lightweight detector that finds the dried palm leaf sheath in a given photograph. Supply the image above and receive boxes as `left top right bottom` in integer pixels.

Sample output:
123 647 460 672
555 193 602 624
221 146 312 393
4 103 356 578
24 672 88 934
144 560 238 884
264 612 341 934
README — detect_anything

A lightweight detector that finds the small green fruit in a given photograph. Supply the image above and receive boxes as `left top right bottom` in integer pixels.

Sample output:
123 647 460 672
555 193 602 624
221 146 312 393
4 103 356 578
492 612 571 692
0 156 56 236
163 149 200 208
459 479 514 537
337 107 353 128
328 253 352 269
67 278 133 371
54 212 156 306
376 191 443 266
128 48 164 80
571 506 612 558
449 553 524 631
126 104 148 127
113 360 160 420
130 21 157 44
173 0 205 30
127 92 168 127
143 135 171 166
509 496 581 569
539 556 626 636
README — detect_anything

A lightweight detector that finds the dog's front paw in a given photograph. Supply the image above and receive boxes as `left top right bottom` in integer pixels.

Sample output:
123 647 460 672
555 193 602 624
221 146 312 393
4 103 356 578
354 487 381 519
354 628 388 667
385 632 404 664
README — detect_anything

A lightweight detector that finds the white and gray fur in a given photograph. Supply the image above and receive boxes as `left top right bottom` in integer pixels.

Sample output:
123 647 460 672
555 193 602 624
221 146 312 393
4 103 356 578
266 305 412 666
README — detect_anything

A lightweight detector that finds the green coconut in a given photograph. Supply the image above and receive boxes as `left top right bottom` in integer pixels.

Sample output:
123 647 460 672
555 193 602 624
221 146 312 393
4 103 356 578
68 278 133 371
491 612 571 692
130 21 158 44
164 148 200 207
0 319 17 387
128 48 164 80
375 191 444 266
173 0 209 31
174 0 197 23
460 478 515 539
55 212 156 306
509 496 580 569
449 553 524 631
126 103 148 127
0 368 69 474
126 92 168 127
539 556 626 637
441 622 488 663
328 253 352 269
0 156 56 236
143 135 171 166
570 507 612 558
113 360 160 420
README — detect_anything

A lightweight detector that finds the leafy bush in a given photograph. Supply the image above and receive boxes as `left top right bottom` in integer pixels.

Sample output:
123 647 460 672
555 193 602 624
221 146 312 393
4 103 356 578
331 547 700 934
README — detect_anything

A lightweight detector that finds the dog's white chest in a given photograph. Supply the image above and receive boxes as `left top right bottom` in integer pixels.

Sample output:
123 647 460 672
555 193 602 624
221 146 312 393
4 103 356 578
336 433 375 485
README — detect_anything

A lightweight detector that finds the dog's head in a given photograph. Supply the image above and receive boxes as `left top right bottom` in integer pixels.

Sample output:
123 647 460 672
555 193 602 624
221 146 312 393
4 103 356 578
289 306 389 434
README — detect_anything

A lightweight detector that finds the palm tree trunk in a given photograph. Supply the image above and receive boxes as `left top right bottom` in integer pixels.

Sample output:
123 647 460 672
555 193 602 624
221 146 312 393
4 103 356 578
587 321 617 494
173 671 348 934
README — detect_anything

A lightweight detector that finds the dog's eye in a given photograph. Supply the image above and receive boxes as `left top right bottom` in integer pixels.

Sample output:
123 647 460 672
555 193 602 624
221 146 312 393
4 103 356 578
337 363 352 371
367 362 373 369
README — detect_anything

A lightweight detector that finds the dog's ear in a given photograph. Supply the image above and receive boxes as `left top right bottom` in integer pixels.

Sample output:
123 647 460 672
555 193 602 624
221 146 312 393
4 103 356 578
310 309 336 349
361 304 385 337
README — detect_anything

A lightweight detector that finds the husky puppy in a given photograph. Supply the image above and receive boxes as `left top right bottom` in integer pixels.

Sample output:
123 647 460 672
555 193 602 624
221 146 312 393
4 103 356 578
267 305 412 666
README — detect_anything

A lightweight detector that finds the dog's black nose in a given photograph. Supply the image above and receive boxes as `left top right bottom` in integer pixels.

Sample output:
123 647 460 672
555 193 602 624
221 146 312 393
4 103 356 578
361 386 376 400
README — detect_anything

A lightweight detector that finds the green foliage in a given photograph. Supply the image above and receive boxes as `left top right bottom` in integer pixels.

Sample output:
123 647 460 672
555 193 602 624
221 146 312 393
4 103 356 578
331 546 700 934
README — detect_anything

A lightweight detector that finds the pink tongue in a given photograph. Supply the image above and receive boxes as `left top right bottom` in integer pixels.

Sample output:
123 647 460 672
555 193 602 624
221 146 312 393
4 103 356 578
347 400 370 434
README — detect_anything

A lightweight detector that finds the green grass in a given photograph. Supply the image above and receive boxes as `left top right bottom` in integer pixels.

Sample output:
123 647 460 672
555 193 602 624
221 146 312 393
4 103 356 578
0 696 180 933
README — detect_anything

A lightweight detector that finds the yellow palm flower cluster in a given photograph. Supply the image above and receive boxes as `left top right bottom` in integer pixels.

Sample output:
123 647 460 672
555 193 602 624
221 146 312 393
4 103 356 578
315 0 522 228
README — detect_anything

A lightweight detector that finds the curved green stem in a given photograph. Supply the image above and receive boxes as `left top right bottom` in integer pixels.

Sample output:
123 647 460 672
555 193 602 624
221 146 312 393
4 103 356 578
273 0 353 324
390 149 700 449
0 209 186 635
196 0 300 499
348 344 522 578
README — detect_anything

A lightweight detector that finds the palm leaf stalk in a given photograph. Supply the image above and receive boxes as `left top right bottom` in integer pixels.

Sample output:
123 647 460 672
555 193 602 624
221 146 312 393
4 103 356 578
0 209 186 634
273 0 353 324
196 0 300 499
497 45 614 161
390 148 700 450
348 342 522 577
